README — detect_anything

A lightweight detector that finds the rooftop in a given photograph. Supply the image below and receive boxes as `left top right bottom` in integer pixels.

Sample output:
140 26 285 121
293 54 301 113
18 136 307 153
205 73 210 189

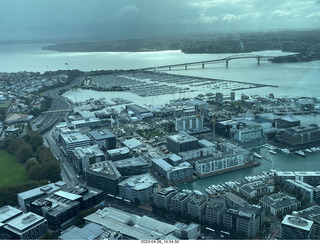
85 161 121 180
282 214 314 231
5 212 45 233
118 173 157 191
89 129 115 140
0 206 23 223
107 147 130 156
167 132 198 144
61 132 90 143
122 138 143 150
18 181 66 201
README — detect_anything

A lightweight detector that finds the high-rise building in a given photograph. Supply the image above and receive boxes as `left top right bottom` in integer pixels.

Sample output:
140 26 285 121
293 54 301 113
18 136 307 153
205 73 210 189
281 214 314 240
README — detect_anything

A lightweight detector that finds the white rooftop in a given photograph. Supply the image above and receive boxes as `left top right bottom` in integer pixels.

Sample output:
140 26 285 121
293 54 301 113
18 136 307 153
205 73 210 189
122 138 142 149
282 214 314 231
5 212 45 233
54 191 82 201
118 173 157 191
0 206 22 223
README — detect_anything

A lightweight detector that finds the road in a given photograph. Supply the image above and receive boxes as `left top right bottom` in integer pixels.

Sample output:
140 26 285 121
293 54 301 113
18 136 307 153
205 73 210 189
39 76 84 187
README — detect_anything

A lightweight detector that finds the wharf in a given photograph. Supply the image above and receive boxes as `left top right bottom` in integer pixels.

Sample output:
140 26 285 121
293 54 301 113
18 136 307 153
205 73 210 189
196 160 261 179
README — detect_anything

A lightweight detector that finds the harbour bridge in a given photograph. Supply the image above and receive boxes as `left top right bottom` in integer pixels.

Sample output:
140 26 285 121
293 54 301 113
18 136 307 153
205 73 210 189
136 54 277 72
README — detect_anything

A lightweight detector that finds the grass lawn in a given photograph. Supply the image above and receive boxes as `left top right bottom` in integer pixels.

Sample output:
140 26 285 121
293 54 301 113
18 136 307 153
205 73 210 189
0 150 27 187
0 103 9 108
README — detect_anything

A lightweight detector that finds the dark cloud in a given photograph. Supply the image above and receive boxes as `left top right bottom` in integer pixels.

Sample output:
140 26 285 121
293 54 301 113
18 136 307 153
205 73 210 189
0 0 320 41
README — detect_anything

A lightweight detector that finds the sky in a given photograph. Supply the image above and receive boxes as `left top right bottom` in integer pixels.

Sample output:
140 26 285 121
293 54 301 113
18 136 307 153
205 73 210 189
1 0 320 41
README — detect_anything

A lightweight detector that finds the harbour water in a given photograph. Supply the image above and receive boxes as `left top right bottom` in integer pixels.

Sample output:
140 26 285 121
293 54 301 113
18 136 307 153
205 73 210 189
2 44 320 192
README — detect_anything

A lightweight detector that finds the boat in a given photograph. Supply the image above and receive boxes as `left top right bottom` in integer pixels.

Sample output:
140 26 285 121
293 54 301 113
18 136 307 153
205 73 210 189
205 189 212 195
305 149 312 153
269 150 276 155
295 150 306 157
253 152 262 159
281 148 290 154
310 147 317 152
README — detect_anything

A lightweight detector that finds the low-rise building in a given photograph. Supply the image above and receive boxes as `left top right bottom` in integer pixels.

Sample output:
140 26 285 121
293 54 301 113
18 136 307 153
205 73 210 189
259 192 301 216
167 132 199 154
239 181 274 199
187 194 207 221
3 212 47 240
71 118 102 129
173 222 201 240
85 161 121 195
112 157 149 178
281 214 314 240
122 138 143 150
151 158 193 182
106 147 132 161
275 171 320 186
153 187 178 210
118 173 157 204
72 145 105 174
285 179 317 203
26 186 103 230
171 192 191 216
223 204 265 238
206 197 227 226
60 132 91 157
88 129 116 150
279 124 320 146
17 181 66 208
296 205 320 239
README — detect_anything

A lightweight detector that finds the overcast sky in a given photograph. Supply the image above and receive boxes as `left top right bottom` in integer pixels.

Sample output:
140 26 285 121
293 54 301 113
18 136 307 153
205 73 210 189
1 0 320 41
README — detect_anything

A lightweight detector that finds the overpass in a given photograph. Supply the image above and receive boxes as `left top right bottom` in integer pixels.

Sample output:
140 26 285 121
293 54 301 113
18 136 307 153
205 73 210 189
136 54 277 72
42 109 72 114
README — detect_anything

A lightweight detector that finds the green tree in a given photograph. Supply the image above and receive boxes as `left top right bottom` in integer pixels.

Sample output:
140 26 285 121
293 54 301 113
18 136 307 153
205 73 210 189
42 161 61 182
7 138 24 154
28 131 44 151
25 159 38 172
27 164 45 181
15 143 33 163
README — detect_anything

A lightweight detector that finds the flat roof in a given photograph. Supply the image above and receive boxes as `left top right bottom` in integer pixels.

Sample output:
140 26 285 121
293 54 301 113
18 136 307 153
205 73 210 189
89 129 115 140
18 181 66 201
0 206 22 223
54 191 82 201
118 173 157 191
61 132 90 143
282 215 313 231
5 212 45 233
59 223 105 240
122 138 142 149
85 161 121 180
167 132 197 143
107 147 130 155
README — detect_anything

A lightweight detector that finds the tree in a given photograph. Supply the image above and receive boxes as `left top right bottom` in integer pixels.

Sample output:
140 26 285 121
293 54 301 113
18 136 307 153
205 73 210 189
28 131 44 151
25 159 38 172
15 143 33 163
27 164 45 181
7 138 24 154
42 160 61 182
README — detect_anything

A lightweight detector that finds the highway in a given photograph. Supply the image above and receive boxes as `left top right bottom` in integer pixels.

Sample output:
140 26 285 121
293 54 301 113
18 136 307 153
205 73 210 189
39 76 84 187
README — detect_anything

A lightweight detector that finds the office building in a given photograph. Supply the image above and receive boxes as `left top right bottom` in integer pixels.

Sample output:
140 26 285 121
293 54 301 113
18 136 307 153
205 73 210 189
224 192 247 208
112 157 149 178
275 171 320 186
259 192 301 216
151 158 193 182
187 194 207 221
3 212 47 240
153 187 178 210
171 192 191 215
71 118 102 129
17 181 66 208
72 145 105 174
223 204 265 238
206 197 227 226
278 124 320 146
285 179 316 203
167 132 198 154
275 114 300 128
173 222 201 240
296 205 320 239
60 132 91 157
239 181 274 199
27 186 103 230
85 161 121 195
281 214 314 240
106 147 132 161
88 129 116 150
118 173 157 204
122 138 143 150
